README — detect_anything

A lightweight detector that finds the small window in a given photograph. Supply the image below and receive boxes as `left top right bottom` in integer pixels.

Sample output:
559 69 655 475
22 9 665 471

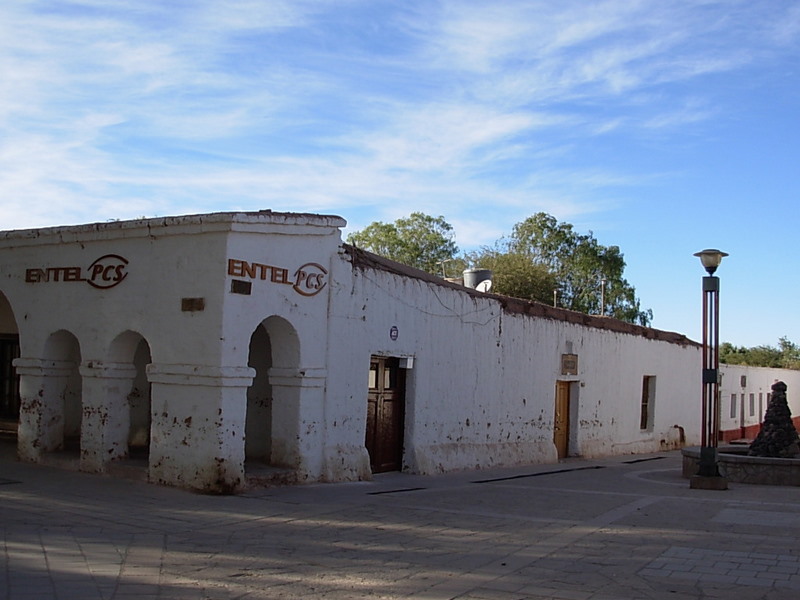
749 393 755 417
384 367 392 389
368 362 378 389
640 376 656 430
730 394 737 419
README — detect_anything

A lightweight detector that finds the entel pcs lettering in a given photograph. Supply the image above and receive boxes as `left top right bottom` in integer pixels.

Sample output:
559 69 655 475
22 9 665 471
227 259 328 297
24 254 129 290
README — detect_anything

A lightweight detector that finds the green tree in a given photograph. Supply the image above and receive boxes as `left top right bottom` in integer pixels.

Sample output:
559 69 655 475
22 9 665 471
507 213 652 326
778 337 800 369
465 247 556 303
346 212 458 274
720 337 800 369
349 211 651 327
719 342 749 366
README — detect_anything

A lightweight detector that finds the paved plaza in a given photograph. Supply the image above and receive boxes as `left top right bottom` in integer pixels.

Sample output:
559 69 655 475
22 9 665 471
3 443 800 600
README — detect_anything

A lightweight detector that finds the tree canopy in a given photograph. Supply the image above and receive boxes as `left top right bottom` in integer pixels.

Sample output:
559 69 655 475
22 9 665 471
346 211 652 326
720 337 800 370
463 248 557 305
505 213 652 326
346 212 458 274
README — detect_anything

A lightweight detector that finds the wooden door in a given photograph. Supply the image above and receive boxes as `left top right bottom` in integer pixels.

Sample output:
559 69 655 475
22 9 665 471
554 381 570 459
0 335 20 421
366 357 405 473
739 393 746 439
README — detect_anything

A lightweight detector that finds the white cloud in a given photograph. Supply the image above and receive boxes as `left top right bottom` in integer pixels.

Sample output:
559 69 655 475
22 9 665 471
771 3 800 45
642 100 716 130
0 0 797 237
352 102 539 172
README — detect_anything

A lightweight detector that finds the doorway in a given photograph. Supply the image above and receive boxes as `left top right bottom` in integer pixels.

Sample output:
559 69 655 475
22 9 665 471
43 330 82 455
245 323 272 465
244 315 301 473
0 291 20 441
0 335 20 422
554 381 571 459
127 337 152 460
365 356 406 473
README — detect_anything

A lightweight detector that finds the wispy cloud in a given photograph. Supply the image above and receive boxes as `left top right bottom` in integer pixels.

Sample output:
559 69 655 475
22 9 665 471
0 0 797 232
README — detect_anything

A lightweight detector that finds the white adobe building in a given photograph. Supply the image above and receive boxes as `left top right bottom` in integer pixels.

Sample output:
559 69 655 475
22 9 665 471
0 211 796 493
716 364 800 442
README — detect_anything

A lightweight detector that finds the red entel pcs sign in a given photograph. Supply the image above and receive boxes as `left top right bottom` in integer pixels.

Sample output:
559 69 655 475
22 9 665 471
24 255 328 297
227 258 328 297
25 254 129 289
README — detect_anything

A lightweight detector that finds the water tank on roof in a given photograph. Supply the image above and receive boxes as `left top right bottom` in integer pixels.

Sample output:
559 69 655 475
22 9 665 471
463 268 493 292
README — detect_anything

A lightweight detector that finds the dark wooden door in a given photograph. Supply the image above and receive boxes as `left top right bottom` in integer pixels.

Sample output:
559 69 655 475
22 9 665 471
366 357 405 473
0 335 20 421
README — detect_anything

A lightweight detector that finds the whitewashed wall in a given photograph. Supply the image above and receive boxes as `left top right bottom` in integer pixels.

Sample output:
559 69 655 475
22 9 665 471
325 248 702 478
3 211 799 493
718 364 800 440
0 212 345 492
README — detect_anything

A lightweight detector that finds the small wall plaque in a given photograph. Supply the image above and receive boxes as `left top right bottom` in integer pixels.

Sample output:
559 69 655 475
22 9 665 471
561 353 578 375
181 297 205 312
230 279 252 295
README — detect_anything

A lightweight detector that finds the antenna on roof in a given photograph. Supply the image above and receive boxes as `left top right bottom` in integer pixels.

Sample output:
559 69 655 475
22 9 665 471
475 279 492 292
463 268 493 292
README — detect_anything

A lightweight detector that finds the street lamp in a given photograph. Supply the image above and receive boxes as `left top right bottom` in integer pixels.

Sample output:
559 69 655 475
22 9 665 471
691 249 729 490
695 249 727 276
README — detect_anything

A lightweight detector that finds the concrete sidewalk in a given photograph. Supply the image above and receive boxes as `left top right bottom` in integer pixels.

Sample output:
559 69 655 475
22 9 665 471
3 445 800 600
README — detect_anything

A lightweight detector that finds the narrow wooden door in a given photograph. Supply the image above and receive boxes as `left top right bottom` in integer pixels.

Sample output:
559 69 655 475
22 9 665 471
365 357 405 473
554 381 570 459
739 393 746 439
0 335 20 421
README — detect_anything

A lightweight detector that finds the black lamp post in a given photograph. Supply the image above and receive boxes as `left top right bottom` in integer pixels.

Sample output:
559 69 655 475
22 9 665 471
691 249 729 490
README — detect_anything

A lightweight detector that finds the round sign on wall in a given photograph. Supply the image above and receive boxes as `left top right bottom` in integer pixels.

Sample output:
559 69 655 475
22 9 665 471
389 325 399 341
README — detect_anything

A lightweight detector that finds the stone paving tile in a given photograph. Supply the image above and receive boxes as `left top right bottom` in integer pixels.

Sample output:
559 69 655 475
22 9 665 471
4 450 800 599
641 545 800 592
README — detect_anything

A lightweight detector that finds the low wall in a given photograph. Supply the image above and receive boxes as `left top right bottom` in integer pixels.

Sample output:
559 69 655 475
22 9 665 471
682 445 800 486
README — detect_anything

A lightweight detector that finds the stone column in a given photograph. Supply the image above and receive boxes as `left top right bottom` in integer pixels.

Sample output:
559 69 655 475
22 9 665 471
268 366 327 480
78 361 137 473
13 358 75 462
146 364 255 493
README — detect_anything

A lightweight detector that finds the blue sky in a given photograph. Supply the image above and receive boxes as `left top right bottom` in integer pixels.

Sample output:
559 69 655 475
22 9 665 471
1 1 799 347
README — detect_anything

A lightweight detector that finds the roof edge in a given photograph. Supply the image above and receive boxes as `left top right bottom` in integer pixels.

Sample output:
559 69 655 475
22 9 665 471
344 244 698 348
0 210 347 246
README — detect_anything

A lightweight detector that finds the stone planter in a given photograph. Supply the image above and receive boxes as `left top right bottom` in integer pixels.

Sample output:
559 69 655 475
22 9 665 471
682 445 800 486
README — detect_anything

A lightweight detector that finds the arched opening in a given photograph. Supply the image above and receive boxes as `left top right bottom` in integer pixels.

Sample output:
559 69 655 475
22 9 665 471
245 315 300 478
245 324 272 465
128 338 152 459
42 330 82 455
108 330 152 464
0 291 20 447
